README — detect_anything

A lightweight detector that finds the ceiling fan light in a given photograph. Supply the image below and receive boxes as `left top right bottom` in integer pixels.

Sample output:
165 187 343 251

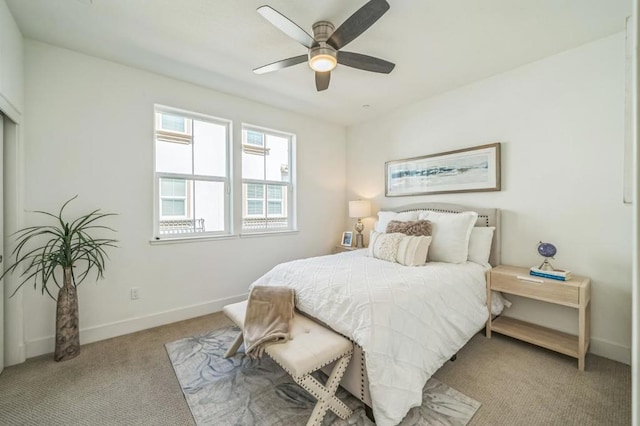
309 54 337 72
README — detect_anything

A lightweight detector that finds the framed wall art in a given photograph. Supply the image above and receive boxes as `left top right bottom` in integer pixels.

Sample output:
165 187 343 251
385 143 501 197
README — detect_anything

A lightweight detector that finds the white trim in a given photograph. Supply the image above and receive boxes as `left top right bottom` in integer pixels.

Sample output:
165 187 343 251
149 233 236 244
590 336 631 365
0 93 21 125
3 117 26 367
25 292 248 359
239 230 299 238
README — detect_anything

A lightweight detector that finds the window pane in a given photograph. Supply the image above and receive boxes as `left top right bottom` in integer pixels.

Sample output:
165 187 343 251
247 184 264 198
266 184 287 220
246 130 264 147
193 119 227 177
161 199 186 217
267 201 282 215
193 180 226 233
156 139 192 174
265 134 290 182
248 200 264 215
161 114 186 132
267 185 282 199
242 144 265 180
161 178 186 197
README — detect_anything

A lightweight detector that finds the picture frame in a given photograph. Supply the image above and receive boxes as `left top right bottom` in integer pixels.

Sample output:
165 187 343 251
385 142 501 197
341 231 353 247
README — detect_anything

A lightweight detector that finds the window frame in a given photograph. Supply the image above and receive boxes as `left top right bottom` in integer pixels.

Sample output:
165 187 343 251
241 124 296 234
153 105 232 240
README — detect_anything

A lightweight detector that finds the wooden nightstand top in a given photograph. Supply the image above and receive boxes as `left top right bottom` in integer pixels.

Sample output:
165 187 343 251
491 264 589 288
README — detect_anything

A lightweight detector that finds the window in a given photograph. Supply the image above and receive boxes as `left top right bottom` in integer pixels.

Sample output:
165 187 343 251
154 107 230 237
242 125 295 232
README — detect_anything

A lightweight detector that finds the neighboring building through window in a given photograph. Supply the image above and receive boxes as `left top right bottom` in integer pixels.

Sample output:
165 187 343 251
154 107 230 237
242 126 295 232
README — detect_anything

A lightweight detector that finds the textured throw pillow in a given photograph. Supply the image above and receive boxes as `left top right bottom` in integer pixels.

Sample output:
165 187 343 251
418 211 478 263
396 235 433 266
467 226 495 267
386 219 432 236
368 231 405 262
374 211 419 233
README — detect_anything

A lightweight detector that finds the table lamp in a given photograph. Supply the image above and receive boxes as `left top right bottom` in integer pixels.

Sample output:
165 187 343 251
349 200 371 248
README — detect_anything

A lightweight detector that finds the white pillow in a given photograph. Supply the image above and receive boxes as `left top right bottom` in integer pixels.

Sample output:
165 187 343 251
418 211 478 263
396 235 433 266
468 226 495 267
374 211 419 233
368 231 404 262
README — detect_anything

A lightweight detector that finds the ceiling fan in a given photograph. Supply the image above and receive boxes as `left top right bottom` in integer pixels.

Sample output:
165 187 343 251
253 0 395 92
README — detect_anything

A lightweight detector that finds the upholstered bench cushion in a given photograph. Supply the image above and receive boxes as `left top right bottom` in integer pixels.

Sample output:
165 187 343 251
223 300 352 378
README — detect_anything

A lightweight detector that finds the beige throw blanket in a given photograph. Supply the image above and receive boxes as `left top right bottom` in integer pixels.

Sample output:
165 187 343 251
243 285 295 359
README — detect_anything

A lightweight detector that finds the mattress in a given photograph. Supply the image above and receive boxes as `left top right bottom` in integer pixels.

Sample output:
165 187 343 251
251 250 489 426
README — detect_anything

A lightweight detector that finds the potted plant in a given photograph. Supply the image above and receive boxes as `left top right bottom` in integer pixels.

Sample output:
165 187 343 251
1 196 117 361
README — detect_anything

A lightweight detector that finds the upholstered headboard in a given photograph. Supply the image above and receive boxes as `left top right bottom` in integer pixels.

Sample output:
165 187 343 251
381 202 501 266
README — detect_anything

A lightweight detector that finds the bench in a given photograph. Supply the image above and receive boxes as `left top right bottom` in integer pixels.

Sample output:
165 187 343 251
223 300 354 426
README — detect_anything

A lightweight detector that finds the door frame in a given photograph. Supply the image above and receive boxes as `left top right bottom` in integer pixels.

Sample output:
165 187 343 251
2 108 25 367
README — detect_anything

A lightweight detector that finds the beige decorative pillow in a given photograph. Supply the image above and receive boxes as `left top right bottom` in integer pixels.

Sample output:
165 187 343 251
396 235 433 266
386 219 432 236
368 231 404 262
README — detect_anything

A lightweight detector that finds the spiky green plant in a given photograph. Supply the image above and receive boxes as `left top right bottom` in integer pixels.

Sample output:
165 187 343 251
1 196 117 300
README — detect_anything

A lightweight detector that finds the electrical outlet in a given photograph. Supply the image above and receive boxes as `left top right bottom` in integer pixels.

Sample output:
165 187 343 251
130 287 140 300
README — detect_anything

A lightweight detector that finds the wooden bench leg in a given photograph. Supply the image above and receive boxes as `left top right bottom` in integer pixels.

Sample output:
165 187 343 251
295 353 353 426
224 333 244 358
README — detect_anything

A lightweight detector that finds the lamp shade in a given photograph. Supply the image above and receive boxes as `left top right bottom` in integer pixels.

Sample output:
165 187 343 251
349 200 371 218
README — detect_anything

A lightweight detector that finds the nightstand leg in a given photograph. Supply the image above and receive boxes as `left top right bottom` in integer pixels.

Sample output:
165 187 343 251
486 270 492 338
578 303 586 371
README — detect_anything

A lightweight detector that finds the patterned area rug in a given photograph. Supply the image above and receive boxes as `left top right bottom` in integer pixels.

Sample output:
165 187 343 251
165 326 480 425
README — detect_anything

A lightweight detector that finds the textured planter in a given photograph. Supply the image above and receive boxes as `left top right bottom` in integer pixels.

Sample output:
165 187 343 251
54 266 80 362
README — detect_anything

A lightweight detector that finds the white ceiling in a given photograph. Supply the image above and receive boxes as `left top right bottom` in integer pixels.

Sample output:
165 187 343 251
6 0 632 126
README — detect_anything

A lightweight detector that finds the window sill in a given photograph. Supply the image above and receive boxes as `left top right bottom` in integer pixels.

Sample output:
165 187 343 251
149 234 237 245
239 229 299 239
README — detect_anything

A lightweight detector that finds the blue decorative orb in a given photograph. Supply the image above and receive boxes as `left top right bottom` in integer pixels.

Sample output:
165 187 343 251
537 242 557 258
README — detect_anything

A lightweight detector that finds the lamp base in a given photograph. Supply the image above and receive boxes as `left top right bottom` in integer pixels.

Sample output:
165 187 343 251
355 232 364 248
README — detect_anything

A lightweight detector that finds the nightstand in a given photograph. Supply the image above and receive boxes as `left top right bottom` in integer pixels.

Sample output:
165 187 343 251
333 245 363 254
486 264 591 371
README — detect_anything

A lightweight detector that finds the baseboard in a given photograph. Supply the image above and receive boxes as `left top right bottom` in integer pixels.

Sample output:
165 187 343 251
25 293 248 359
589 336 630 365
4 343 25 367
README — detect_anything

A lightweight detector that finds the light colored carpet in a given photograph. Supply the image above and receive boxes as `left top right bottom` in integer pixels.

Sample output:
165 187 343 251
0 311 630 425
165 326 480 425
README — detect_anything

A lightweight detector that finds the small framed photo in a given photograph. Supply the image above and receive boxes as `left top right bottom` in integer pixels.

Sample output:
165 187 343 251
341 231 353 247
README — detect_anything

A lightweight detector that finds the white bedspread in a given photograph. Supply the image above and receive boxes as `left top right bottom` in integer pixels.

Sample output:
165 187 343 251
251 250 489 426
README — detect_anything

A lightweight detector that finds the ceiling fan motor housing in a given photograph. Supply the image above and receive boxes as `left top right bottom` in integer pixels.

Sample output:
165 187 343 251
309 21 337 71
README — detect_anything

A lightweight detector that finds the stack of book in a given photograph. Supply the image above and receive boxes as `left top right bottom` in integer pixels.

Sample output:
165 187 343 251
529 267 572 281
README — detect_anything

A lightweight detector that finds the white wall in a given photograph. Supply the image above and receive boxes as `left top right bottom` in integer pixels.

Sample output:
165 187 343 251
18 40 346 357
346 33 632 364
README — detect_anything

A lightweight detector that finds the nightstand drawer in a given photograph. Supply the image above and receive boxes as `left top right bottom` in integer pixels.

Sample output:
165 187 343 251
490 270 579 307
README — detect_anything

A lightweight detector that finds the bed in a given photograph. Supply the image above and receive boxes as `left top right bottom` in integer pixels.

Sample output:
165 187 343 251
251 203 501 426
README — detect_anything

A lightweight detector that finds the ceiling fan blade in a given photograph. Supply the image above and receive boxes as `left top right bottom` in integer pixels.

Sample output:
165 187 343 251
327 0 390 50
315 71 330 91
253 55 308 74
257 5 318 49
338 51 395 73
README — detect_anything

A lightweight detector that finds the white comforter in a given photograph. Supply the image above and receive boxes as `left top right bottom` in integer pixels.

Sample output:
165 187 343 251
251 250 489 426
